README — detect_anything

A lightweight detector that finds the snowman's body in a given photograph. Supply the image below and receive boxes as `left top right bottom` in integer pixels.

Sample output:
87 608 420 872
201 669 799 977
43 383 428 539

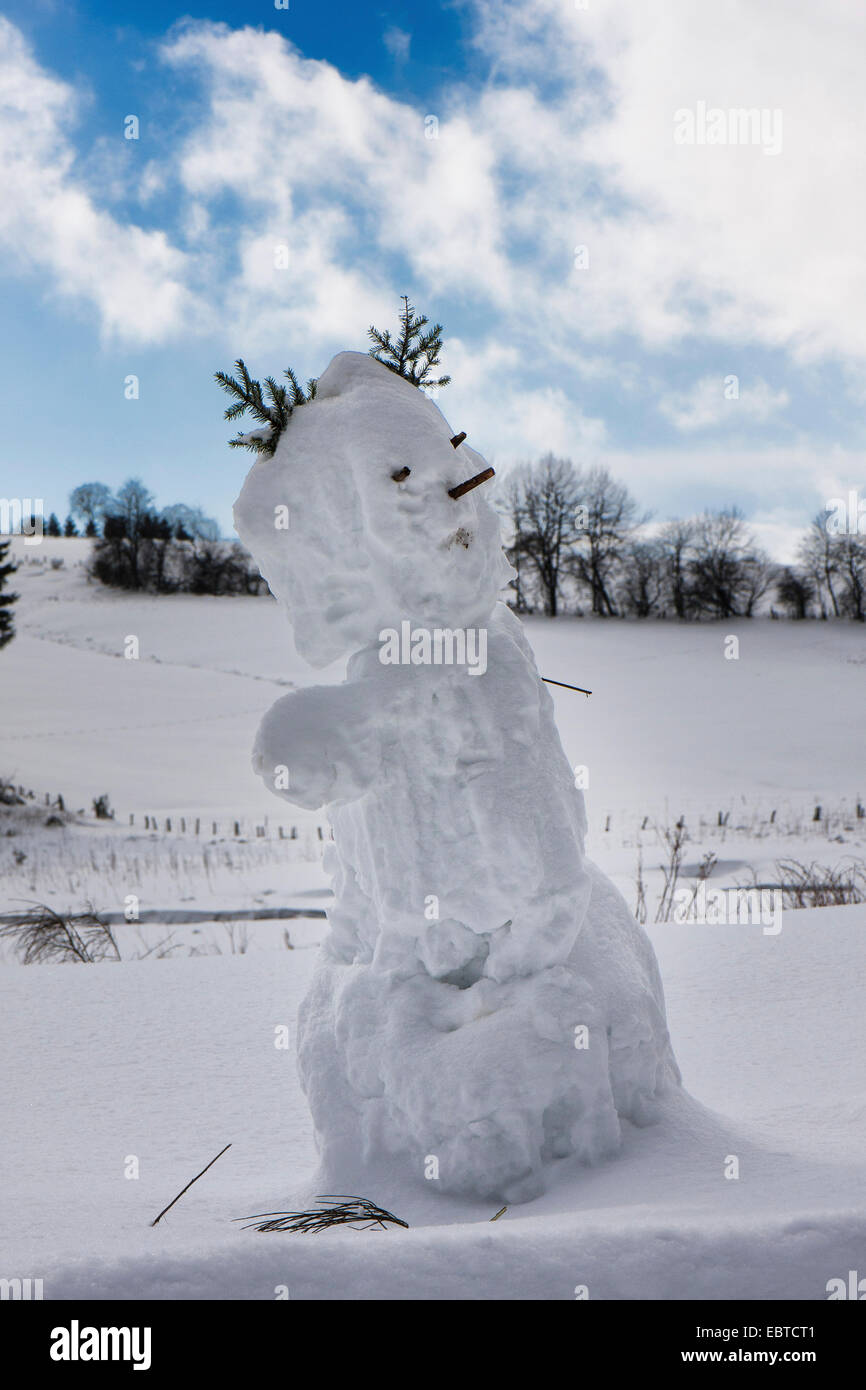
235 351 679 1202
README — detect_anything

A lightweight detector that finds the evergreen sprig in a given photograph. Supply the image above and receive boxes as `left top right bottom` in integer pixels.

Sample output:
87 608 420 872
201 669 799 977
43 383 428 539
214 360 317 456
368 295 451 390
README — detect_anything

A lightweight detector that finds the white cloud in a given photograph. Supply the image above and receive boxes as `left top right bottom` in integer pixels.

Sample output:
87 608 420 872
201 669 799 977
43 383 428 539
440 339 608 468
469 0 866 364
383 27 411 63
8 3 866 380
658 376 790 432
600 443 866 533
1 3 863 556
0 17 196 343
158 20 514 354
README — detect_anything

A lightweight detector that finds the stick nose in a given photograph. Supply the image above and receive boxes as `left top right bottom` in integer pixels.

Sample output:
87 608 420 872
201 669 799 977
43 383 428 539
448 467 495 500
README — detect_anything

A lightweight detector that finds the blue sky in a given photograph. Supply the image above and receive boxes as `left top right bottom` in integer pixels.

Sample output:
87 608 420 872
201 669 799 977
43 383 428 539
2 0 865 556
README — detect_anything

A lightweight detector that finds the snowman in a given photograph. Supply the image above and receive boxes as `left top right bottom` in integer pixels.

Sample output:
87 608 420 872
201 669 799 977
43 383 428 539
233 350 680 1203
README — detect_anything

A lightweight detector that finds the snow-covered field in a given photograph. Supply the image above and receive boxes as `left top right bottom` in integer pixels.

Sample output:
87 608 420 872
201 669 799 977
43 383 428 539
3 539 863 926
2 907 865 1300
1 539 865 1298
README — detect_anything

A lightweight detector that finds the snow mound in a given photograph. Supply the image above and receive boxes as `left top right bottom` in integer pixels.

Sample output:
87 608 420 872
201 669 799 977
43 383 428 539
234 352 679 1201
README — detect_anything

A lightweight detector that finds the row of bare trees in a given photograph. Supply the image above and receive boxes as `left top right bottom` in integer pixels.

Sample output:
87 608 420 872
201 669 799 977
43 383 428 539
89 478 264 595
788 518 866 621
500 456 866 620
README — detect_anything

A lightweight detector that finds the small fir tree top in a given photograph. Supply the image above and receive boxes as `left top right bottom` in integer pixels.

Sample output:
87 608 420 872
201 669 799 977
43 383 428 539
217 299 448 454
368 296 450 390
214 360 318 456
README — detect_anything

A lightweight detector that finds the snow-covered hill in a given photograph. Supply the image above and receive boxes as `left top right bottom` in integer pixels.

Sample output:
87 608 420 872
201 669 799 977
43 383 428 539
1 540 864 1298
2 537 864 825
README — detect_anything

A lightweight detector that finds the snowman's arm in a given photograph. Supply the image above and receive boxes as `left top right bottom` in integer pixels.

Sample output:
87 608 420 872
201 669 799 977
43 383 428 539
252 682 385 810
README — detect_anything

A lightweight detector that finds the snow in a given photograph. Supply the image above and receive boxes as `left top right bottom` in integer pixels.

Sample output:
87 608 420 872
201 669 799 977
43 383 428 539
2 536 863 830
233 352 679 1201
234 351 512 668
2 505 865 1296
1 904 864 1299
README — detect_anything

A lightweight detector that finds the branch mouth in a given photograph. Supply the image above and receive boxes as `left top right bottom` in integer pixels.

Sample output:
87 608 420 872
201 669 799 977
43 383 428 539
448 467 495 500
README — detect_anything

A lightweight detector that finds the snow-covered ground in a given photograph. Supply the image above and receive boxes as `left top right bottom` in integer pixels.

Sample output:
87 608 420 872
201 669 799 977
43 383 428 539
4 540 864 830
1 905 864 1299
1 539 865 1297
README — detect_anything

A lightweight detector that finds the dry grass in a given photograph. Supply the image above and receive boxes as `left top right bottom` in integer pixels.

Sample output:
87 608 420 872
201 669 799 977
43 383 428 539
237 1196 410 1234
0 901 120 964
757 858 866 909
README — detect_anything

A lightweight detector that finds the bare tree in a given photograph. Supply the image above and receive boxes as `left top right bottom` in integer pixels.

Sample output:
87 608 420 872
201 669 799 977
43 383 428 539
775 566 814 619
499 473 530 612
739 550 773 617
837 536 866 620
657 518 696 619
500 456 585 616
114 478 154 538
570 466 645 616
69 482 113 535
688 508 769 618
160 503 220 541
798 513 842 618
621 538 664 617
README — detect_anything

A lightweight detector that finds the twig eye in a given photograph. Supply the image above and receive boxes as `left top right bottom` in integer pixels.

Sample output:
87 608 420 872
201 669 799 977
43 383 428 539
391 467 411 482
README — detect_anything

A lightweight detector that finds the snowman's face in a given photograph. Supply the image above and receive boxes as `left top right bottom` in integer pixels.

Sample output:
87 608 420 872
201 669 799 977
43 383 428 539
233 351 514 667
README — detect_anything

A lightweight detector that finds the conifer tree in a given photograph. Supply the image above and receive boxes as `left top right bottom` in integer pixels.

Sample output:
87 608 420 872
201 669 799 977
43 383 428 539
63 515 79 537
215 360 317 456
0 538 18 652
368 296 451 390
46 513 61 537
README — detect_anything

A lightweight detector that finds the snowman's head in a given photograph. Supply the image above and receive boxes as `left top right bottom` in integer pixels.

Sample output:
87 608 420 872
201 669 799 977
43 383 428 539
233 351 514 667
